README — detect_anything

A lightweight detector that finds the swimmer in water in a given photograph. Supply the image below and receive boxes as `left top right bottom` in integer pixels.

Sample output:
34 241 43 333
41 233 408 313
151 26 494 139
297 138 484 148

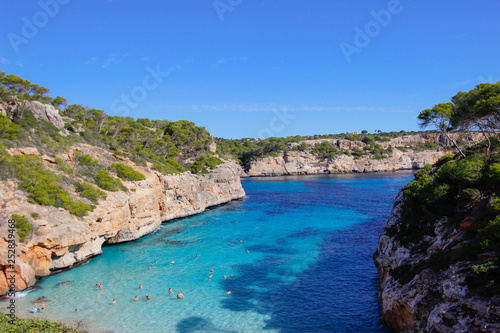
246 249 249 253
111 299 116 305
135 296 138 301
226 290 231 295
177 291 184 299
139 284 142 289
208 274 212 280
230 274 234 278
153 260 157 264
223 275 227 279
171 260 175 264
168 288 173 294
145 294 151 300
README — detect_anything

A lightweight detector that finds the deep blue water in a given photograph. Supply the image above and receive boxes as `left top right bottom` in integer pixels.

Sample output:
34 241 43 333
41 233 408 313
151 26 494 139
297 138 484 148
3 172 413 333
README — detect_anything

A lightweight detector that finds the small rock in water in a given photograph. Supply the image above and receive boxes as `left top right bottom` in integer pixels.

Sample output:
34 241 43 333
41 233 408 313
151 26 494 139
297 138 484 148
55 280 74 287
34 296 52 303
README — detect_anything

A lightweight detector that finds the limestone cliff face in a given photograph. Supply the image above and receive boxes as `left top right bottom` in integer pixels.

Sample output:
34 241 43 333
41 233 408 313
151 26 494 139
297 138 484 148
374 192 500 332
245 133 481 177
0 147 245 296
246 149 448 177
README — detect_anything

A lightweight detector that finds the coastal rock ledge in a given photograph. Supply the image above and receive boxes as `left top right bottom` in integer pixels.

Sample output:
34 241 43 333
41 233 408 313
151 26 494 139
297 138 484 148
0 148 245 296
374 191 500 333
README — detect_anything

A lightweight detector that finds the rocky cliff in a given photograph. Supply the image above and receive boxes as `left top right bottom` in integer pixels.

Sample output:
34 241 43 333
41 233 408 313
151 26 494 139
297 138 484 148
244 133 483 177
0 145 245 296
374 191 500 332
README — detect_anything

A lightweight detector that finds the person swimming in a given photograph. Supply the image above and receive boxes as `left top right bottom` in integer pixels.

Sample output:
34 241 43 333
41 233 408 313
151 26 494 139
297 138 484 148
226 290 231 295
177 291 184 299
111 299 116 305
139 284 143 289
135 296 139 301
230 274 234 278
168 288 173 294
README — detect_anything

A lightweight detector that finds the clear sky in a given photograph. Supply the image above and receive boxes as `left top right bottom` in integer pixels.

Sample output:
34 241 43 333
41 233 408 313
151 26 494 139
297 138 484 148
1 1 499 139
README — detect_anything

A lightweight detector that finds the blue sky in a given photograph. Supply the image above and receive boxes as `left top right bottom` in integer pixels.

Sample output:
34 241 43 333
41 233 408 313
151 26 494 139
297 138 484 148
1 1 499 139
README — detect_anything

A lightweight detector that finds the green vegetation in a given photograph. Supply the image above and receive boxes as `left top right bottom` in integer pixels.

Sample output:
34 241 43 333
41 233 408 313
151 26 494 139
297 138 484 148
0 313 86 333
94 170 127 192
390 82 500 294
189 154 223 174
0 114 20 139
109 163 146 181
75 182 107 204
10 214 33 242
0 155 93 217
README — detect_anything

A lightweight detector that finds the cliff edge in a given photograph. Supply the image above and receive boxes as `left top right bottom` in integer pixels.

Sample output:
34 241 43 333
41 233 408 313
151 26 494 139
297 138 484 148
374 150 500 332
0 145 245 296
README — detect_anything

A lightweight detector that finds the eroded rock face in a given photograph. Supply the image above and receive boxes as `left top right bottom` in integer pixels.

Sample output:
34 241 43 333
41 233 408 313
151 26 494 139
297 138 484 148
245 133 484 177
374 191 500 332
27 101 65 130
245 149 448 177
0 149 245 296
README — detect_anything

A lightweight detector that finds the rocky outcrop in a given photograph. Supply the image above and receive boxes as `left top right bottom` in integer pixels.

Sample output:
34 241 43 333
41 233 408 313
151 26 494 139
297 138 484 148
0 100 65 130
245 150 449 177
0 146 245 295
245 133 483 177
374 192 500 332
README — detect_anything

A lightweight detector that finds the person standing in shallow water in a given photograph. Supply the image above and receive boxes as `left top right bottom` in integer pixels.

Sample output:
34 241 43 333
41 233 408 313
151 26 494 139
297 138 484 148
177 291 184 299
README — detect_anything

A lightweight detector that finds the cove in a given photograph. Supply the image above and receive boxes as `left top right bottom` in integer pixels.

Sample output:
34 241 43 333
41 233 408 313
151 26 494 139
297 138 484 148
3 172 414 332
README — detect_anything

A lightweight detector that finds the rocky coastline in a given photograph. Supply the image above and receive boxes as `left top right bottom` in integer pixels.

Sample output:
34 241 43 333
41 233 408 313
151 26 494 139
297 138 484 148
243 133 479 177
374 191 500 332
0 146 245 296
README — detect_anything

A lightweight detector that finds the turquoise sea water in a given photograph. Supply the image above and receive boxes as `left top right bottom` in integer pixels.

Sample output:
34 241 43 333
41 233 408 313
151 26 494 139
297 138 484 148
3 172 413 332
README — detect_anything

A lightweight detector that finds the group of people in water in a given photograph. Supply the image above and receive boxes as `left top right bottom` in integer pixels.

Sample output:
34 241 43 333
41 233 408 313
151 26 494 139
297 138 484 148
30 301 45 313
34 255 235 313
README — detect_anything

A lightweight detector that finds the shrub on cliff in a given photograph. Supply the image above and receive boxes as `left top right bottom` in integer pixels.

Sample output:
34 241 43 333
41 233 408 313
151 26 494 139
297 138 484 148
395 147 500 293
189 154 223 174
2 155 93 217
75 181 107 204
10 214 32 242
94 169 127 191
109 163 146 181
152 158 185 175
0 114 20 140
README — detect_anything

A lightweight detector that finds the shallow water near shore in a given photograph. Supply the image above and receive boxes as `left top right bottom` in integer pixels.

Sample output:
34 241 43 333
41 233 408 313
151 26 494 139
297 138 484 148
2 172 413 332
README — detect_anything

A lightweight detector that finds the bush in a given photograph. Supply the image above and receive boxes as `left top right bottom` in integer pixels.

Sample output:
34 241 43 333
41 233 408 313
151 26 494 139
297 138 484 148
189 155 223 174
76 153 99 166
152 158 185 175
109 163 146 181
75 182 106 204
4 155 93 217
94 170 127 191
11 214 32 241
0 313 85 333
0 114 20 139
